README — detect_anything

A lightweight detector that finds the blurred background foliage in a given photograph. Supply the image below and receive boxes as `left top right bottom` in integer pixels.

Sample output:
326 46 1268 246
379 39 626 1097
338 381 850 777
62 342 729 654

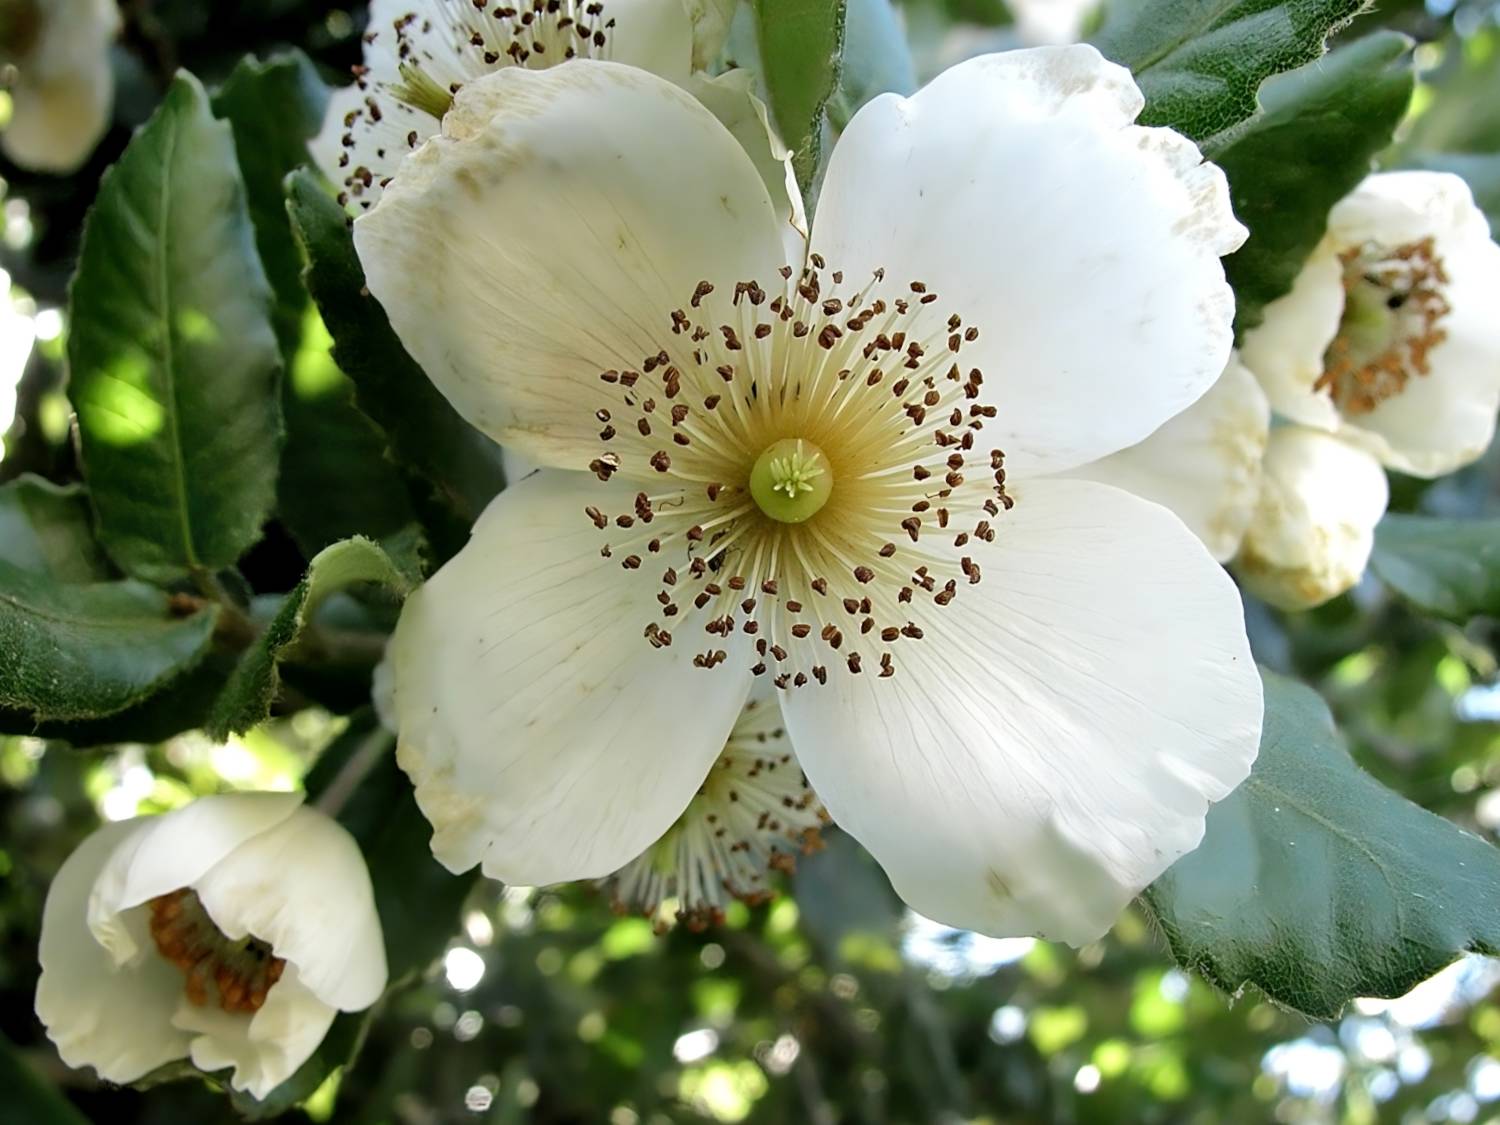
7 0 1500 1122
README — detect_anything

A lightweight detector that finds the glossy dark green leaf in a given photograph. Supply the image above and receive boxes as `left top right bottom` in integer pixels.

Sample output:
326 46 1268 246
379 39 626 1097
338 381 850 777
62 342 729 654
1091 0 1367 148
1370 513 1500 621
0 475 111 581
752 0 848 194
829 0 917 129
206 534 419 739
67 72 283 584
1404 152 1500 240
1216 32 1414 333
0 559 219 722
0 1033 90 1125
211 51 326 359
285 169 506 525
1143 670 1500 1020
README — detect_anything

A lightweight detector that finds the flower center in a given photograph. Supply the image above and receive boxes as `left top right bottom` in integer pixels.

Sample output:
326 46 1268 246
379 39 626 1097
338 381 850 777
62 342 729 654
749 438 833 523
1317 237 1451 415
147 889 285 1015
334 0 616 207
580 257 1012 687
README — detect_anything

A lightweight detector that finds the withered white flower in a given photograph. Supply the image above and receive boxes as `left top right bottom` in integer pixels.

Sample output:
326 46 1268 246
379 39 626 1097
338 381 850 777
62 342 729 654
603 688 828 931
1242 171 1500 478
0 0 119 173
1234 426 1389 611
356 47 1263 945
1068 355 1271 563
312 0 800 250
36 793 386 1100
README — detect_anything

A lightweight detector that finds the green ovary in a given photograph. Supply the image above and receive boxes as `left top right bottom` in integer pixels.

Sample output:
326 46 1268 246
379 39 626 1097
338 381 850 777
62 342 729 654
749 438 833 524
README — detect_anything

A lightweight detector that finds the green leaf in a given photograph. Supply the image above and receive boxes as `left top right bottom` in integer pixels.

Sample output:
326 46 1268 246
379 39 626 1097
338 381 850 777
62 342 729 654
0 475 111 581
67 72 283 584
0 559 219 722
1143 669 1500 1020
1369 513 1500 621
211 51 327 360
285 169 506 525
1091 0 1368 148
752 0 849 195
1215 32 1413 333
1404 152 1500 241
828 0 917 130
0 1034 90 1125
206 535 419 739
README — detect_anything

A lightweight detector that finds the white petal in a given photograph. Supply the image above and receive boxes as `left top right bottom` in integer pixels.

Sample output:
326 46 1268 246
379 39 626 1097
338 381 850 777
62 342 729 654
686 69 807 265
87 793 305 964
810 46 1245 475
1327 173 1500 477
501 446 540 484
36 819 191 1085
391 469 754 883
1238 240 1345 432
191 806 387 1012
2 0 119 174
1067 355 1271 562
354 61 786 469
603 0 695 81
779 477 1261 945
173 965 337 1101
1235 426 1389 611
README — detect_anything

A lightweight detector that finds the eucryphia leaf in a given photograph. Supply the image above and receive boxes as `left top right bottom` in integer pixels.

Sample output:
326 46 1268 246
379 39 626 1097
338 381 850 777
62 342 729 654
752 0 849 195
1142 669 1500 1020
1370 513 1500 621
0 475 112 582
1091 0 1368 150
67 72 282 584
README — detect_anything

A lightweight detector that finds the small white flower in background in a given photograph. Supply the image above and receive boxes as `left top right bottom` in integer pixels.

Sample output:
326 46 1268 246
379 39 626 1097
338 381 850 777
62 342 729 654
355 46 1263 946
1068 355 1271 563
603 688 828 931
36 793 387 1100
312 0 801 250
1234 426 1390 611
0 0 119 173
1241 171 1500 479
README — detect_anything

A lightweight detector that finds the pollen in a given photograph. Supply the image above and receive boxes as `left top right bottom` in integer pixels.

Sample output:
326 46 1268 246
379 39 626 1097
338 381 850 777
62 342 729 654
602 696 828 931
1318 236 1452 415
580 258 1013 685
147 889 286 1015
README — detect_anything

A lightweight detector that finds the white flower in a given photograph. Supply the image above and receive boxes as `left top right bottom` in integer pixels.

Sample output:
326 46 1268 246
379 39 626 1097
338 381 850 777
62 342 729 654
1067 355 1271 563
312 0 800 250
1234 426 1389 611
0 0 119 173
603 688 828 930
355 47 1263 945
36 793 387 1100
1241 171 1500 478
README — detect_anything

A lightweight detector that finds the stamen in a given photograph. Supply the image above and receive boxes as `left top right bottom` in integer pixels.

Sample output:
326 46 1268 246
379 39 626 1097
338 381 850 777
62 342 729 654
147 889 285 1014
578 260 1014 685
1317 236 1451 414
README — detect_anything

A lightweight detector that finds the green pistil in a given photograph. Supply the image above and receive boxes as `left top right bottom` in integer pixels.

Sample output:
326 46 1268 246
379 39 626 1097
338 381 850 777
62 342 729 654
749 438 833 524
393 63 456 120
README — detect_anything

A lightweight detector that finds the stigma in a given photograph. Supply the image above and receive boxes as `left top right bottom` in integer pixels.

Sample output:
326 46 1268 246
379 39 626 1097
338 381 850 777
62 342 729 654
148 889 285 1014
578 257 1013 686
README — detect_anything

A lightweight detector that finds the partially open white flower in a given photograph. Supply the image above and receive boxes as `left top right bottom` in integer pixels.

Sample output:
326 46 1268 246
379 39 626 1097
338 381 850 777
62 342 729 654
0 0 119 173
1241 171 1500 478
603 688 828 931
36 793 387 1100
312 0 799 246
1068 355 1270 563
356 48 1263 945
1234 426 1389 611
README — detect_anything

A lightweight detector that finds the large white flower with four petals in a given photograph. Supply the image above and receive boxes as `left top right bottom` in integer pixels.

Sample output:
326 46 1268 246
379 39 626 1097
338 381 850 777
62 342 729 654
355 46 1264 945
36 793 386 1099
